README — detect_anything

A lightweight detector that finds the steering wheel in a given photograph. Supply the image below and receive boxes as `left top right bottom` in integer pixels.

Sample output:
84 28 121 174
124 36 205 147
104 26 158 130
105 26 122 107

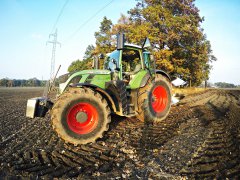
122 72 130 81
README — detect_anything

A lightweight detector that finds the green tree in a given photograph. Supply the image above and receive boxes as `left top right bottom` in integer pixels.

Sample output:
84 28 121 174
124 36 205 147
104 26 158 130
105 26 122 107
27 78 41 87
0 78 45 87
94 16 115 68
0 78 8 87
68 59 89 72
21 79 27 87
113 0 216 86
94 16 114 53
112 14 131 34
68 45 95 73
215 82 236 88
83 44 95 59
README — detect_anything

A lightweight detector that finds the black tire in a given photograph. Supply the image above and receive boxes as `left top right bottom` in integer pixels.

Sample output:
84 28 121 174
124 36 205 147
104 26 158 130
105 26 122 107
51 87 111 145
137 75 172 123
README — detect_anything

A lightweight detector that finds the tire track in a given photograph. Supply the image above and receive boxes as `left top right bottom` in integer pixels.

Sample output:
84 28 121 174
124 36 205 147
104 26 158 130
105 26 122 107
1 88 240 179
180 97 240 179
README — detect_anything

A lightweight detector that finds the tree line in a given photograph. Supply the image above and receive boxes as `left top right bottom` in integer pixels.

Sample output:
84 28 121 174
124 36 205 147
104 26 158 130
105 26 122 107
0 78 46 87
68 0 216 87
214 82 240 88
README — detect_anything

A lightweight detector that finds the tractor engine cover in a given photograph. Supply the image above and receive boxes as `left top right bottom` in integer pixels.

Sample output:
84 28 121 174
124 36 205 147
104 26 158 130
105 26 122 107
26 97 53 118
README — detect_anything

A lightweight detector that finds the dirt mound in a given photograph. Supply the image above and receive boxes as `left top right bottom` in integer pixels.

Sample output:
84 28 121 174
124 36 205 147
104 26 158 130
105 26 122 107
0 88 239 179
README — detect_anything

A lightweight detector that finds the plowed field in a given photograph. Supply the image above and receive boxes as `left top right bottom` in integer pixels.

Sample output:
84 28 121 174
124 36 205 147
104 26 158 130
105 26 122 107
0 87 240 179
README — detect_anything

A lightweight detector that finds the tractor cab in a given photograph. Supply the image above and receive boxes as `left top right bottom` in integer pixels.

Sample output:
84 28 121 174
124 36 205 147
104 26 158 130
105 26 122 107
103 43 154 88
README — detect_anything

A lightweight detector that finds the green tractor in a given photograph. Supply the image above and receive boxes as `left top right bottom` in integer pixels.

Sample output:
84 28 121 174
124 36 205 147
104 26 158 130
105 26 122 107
26 34 172 145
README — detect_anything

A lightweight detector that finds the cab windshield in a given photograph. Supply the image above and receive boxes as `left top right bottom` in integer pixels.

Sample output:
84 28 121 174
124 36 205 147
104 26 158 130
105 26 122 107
122 49 141 72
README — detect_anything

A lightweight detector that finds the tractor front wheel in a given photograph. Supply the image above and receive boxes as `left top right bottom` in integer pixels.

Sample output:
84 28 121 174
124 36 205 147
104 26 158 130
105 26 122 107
51 88 111 145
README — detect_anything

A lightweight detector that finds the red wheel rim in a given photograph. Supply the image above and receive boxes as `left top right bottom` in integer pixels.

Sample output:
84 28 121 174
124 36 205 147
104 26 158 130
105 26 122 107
151 85 168 113
67 102 99 134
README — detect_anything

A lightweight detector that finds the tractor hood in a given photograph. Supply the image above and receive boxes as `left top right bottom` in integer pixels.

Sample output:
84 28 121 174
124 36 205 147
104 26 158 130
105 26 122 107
59 69 111 94
75 69 111 75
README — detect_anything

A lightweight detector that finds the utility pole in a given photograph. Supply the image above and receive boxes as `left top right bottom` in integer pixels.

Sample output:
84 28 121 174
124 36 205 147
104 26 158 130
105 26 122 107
47 29 61 82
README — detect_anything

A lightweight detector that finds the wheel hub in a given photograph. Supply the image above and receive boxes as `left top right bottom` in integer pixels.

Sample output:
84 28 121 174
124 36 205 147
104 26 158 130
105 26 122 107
76 112 88 123
67 102 99 134
151 85 168 113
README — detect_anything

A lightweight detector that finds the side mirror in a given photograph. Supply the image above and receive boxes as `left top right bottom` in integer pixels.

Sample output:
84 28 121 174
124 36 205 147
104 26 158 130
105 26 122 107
142 37 151 49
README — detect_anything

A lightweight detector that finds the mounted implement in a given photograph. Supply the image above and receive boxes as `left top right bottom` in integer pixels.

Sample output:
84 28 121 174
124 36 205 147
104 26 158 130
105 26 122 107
26 34 172 145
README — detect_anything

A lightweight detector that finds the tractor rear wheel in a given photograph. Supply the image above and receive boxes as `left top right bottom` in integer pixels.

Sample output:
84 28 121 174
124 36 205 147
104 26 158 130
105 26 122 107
137 75 172 123
51 87 111 145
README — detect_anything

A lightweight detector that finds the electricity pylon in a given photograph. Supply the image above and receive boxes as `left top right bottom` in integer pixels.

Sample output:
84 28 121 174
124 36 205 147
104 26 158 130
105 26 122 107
47 29 61 82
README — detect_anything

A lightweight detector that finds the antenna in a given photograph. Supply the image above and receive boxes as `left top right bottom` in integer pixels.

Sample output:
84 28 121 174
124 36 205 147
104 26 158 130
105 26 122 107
47 29 61 82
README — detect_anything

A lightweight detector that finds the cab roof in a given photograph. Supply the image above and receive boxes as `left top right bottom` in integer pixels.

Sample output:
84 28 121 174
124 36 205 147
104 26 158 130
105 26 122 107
124 43 142 49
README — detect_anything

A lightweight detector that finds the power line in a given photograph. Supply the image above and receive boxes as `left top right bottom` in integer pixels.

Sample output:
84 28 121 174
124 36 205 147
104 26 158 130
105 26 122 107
64 0 114 43
51 0 69 33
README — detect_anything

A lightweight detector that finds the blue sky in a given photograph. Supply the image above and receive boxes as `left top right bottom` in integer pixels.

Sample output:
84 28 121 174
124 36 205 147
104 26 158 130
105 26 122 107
0 0 239 85
195 0 240 85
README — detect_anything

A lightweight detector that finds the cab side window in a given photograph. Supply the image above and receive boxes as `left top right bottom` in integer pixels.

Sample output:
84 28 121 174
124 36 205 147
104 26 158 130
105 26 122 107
104 50 120 71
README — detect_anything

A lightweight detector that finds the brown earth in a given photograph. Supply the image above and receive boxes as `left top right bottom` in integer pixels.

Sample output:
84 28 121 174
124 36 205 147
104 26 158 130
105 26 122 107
0 87 240 179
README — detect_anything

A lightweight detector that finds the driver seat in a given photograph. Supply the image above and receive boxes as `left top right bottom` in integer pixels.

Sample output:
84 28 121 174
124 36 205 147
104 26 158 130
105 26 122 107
123 64 141 84
126 64 141 76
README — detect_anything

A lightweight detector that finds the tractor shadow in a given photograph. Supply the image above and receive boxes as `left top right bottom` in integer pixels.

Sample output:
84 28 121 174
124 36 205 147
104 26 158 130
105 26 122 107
99 114 126 142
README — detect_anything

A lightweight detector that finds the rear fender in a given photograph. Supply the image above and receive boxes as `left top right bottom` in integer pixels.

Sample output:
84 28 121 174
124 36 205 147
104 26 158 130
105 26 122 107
155 70 171 81
139 70 171 88
139 73 151 88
